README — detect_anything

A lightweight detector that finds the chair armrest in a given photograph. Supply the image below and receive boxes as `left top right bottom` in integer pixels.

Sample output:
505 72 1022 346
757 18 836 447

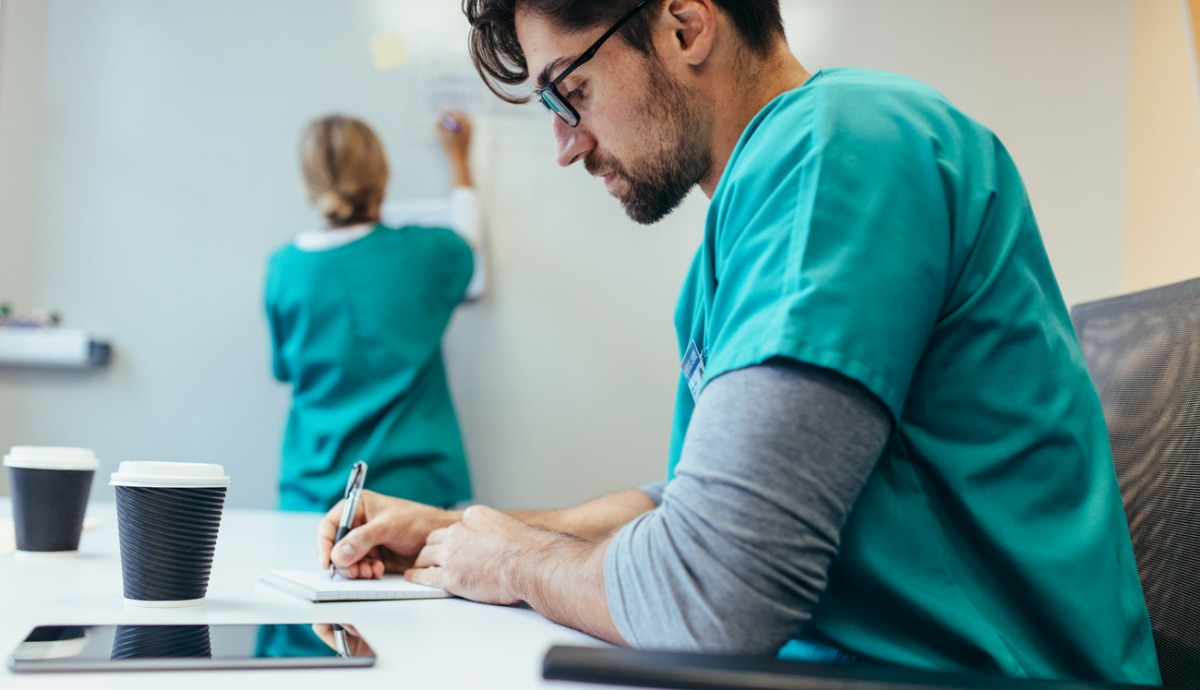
542 645 1152 690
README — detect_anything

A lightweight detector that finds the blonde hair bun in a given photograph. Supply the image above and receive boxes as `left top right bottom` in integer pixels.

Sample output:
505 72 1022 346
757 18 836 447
316 191 354 224
300 115 389 225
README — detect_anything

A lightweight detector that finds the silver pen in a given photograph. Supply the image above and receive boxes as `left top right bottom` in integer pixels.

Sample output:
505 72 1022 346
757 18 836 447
331 624 351 657
328 461 368 579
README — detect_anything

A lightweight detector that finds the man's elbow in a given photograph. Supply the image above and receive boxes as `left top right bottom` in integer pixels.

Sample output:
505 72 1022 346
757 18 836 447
621 600 806 657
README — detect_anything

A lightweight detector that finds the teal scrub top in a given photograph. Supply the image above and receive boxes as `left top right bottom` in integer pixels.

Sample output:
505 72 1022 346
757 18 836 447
669 69 1159 683
265 224 474 512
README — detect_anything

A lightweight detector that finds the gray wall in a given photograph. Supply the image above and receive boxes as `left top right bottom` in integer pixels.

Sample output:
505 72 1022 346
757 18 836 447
0 1 1131 508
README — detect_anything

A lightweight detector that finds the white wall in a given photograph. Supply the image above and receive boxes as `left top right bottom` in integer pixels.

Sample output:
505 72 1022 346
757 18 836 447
785 1 1130 307
0 0 1131 509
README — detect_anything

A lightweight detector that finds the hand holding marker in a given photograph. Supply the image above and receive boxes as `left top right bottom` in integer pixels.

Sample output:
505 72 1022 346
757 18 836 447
435 111 472 187
439 114 462 133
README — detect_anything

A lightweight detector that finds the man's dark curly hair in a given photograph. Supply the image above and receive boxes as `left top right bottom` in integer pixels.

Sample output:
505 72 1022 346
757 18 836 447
463 0 785 103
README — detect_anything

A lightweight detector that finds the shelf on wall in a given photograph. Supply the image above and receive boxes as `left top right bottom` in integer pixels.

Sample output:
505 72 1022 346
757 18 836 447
0 329 111 369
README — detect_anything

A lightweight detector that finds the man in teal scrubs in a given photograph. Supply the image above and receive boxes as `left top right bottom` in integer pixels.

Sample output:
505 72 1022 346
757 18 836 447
315 1 1161 682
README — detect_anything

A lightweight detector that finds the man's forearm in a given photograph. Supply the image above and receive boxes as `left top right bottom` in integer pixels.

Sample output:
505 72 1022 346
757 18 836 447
431 489 656 541
406 505 629 644
507 489 656 541
496 489 660 645
513 531 626 645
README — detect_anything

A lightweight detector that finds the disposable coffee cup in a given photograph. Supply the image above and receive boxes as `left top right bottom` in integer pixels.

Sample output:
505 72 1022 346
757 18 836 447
111 624 212 659
3 447 99 558
109 462 230 608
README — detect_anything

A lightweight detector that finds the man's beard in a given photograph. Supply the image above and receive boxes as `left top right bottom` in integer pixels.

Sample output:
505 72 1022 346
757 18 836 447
584 61 711 225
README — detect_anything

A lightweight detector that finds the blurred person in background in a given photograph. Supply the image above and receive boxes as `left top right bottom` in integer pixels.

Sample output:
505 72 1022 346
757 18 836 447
265 111 485 512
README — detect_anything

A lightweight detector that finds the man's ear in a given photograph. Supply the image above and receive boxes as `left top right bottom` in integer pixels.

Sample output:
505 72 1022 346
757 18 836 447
663 0 716 66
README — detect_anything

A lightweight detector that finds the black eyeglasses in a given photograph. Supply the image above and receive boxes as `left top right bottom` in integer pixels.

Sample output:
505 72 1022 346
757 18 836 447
535 0 655 128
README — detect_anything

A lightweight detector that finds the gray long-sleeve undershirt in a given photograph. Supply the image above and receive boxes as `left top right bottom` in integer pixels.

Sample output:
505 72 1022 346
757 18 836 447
606 361 892 654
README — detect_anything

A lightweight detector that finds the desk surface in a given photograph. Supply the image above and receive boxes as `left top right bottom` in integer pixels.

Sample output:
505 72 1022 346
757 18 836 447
0 498 612 689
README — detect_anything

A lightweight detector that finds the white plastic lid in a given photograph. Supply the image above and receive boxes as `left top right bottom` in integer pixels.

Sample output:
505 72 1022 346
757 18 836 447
3 446 99 471
109 461 230 488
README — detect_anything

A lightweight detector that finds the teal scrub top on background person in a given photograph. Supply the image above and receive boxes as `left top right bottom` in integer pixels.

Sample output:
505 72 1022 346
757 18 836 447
265 224 474 512
668 69 1159 683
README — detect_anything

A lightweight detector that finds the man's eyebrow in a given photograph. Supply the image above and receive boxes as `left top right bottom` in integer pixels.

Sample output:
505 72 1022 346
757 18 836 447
535 56 575 90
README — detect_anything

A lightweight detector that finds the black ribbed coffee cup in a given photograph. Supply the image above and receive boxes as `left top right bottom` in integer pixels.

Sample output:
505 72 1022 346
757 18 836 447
10 468 94 552
4 447 99 557
111 625 212 659
110 462 230 607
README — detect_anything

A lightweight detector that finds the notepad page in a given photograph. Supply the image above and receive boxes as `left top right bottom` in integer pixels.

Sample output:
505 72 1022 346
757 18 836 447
260 569 451 602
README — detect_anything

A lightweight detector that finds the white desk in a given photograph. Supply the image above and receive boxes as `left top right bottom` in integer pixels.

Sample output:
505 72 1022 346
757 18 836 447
0 498 614 689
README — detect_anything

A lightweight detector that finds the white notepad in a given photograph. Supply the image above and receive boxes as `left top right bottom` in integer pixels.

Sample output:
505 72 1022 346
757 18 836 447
259 569 451 603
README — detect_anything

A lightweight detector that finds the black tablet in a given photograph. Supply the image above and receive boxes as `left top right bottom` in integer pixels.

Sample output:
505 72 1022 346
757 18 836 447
7 623 376 673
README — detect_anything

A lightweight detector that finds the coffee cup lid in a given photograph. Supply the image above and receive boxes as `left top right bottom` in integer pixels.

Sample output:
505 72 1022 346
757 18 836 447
109 461 230 488
3 447 99 471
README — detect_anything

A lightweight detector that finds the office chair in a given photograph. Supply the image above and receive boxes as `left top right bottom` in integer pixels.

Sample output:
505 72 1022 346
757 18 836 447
542 277 1200 690
1071 276 1200 689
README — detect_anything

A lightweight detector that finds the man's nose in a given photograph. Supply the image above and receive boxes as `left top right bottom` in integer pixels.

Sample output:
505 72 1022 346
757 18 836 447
553 117 592 168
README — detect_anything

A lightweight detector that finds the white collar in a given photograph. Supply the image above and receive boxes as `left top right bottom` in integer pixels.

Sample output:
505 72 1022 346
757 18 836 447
293 223 375 252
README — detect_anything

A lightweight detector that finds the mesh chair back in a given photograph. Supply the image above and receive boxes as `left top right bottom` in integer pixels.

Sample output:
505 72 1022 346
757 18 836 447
1071 277 1200 689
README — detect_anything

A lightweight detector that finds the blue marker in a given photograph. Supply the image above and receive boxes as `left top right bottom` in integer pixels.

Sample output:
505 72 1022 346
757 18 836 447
439 114 461 133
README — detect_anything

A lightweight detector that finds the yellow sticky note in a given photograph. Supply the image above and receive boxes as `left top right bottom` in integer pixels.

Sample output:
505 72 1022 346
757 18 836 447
370 33 408 71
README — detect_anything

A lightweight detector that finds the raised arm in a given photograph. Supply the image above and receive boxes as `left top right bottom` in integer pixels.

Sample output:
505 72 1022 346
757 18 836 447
437 111 473 190
437 111 486 300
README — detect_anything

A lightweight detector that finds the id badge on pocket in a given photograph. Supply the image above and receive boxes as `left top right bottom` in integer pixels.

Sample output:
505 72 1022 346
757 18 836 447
681 340 706 403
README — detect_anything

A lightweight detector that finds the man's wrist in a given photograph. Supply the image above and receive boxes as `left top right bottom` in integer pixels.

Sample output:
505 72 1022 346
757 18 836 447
508 528 554 603
510 529 593 604
506 529 622 643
